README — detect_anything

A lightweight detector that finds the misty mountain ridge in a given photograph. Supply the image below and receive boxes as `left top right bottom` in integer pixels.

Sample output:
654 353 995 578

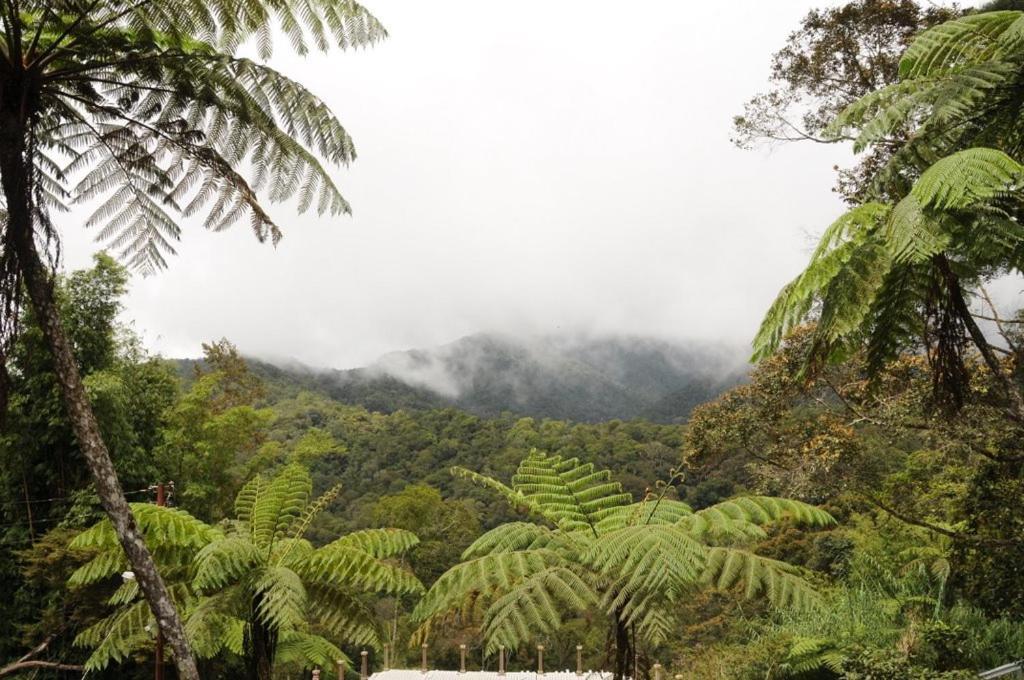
250 332 748 424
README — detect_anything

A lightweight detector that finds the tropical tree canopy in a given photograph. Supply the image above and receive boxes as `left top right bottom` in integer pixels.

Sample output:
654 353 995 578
1 3 387 674
69 463 423 679
752 9 1024 416
411 451 834 680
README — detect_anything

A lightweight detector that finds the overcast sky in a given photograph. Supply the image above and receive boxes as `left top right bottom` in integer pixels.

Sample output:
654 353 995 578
59 1 876 368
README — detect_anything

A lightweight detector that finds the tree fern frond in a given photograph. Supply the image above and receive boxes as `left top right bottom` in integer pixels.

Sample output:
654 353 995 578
70 503 213 552
752 204 889 360
276 631 349 673
193 536 263 592
322 528 419 558
898 11 1020 77
701 548 823 611
412 550 564 625
74 598 154 671
303 545 423 596
483 567 597 654
911 147 1023 210
695 496 835 529
250 463 311 550
463 522 563 558
594 499 694 532
253 565 307 632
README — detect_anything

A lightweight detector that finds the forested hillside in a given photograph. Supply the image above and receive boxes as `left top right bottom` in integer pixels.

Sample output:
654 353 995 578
4 1 1024 679
217 333 746 424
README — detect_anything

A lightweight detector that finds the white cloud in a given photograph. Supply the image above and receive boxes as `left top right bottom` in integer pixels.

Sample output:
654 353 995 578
59 0 864 368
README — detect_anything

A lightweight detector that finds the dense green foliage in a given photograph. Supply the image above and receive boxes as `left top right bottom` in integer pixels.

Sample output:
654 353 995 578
5 2 1024 679
69 463 422 679
412 452 832 680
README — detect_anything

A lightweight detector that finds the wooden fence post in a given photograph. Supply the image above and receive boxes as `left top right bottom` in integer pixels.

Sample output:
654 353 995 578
360 651 368 680
459 644 467 674
498 646 505 676
576 645 583 676
421 643 428 674
652 663 662 680
337 658 346 680
536 645 544 675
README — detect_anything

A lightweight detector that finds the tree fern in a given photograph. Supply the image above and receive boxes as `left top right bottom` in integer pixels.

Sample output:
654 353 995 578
71 464 422 679
911 147 1023 210
414 451 834 680
1 3 391 675
758 9 1024 413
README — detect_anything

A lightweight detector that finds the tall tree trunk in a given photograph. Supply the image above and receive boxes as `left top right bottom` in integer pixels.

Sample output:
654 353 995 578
612 614 631 680
245 616 277 680
0 121 200 680
935 255 1024 422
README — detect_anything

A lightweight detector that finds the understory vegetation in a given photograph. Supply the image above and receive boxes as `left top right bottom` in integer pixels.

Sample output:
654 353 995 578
2 0 1024 679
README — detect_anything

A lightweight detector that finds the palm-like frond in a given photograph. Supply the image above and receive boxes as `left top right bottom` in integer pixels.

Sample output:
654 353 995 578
2 0 386 274
752 204 890 361
701 548 823 611
482 567 596 653
415 454 833 665
758 9 1024 386
911 147 1023 211
511 450 632 533
71 464 422 673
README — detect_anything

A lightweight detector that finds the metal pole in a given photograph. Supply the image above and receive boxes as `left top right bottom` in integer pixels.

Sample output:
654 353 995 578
154 483 165 680
537 645 544 676
361 651 368 680
576 645 583 676
459 644 466 673
498 646 505 676
421 643 428 674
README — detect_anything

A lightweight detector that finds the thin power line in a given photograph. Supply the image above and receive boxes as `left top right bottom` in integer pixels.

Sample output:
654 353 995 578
0 486 153 508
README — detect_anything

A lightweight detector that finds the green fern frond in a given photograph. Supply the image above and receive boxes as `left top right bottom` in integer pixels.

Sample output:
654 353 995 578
307 584 382 649
511 450 632 533
701 548 822 611
303 544 423 596
250 463 311 550
594 499 695 532
253 565 307 632
898 11 1020 77
696 496 836 529
235 474 266 524
75 598 154 671
483 567 597 653
276 631 349 673
752 204 889 361
193 536 263 592
585 525 705 612
780 637 846 676
412 550 564 625
288 482 343 542
70 503 213 552
462 522 563 558
323 528 420 558
911 147 1023 210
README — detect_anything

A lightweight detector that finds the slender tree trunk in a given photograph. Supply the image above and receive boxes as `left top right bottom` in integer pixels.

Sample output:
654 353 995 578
935 255 1024 421
0 118 199 680
612 615 631 680
246 616 277 680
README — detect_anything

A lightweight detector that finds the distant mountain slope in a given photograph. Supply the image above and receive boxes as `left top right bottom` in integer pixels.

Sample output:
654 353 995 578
247 333 747 423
